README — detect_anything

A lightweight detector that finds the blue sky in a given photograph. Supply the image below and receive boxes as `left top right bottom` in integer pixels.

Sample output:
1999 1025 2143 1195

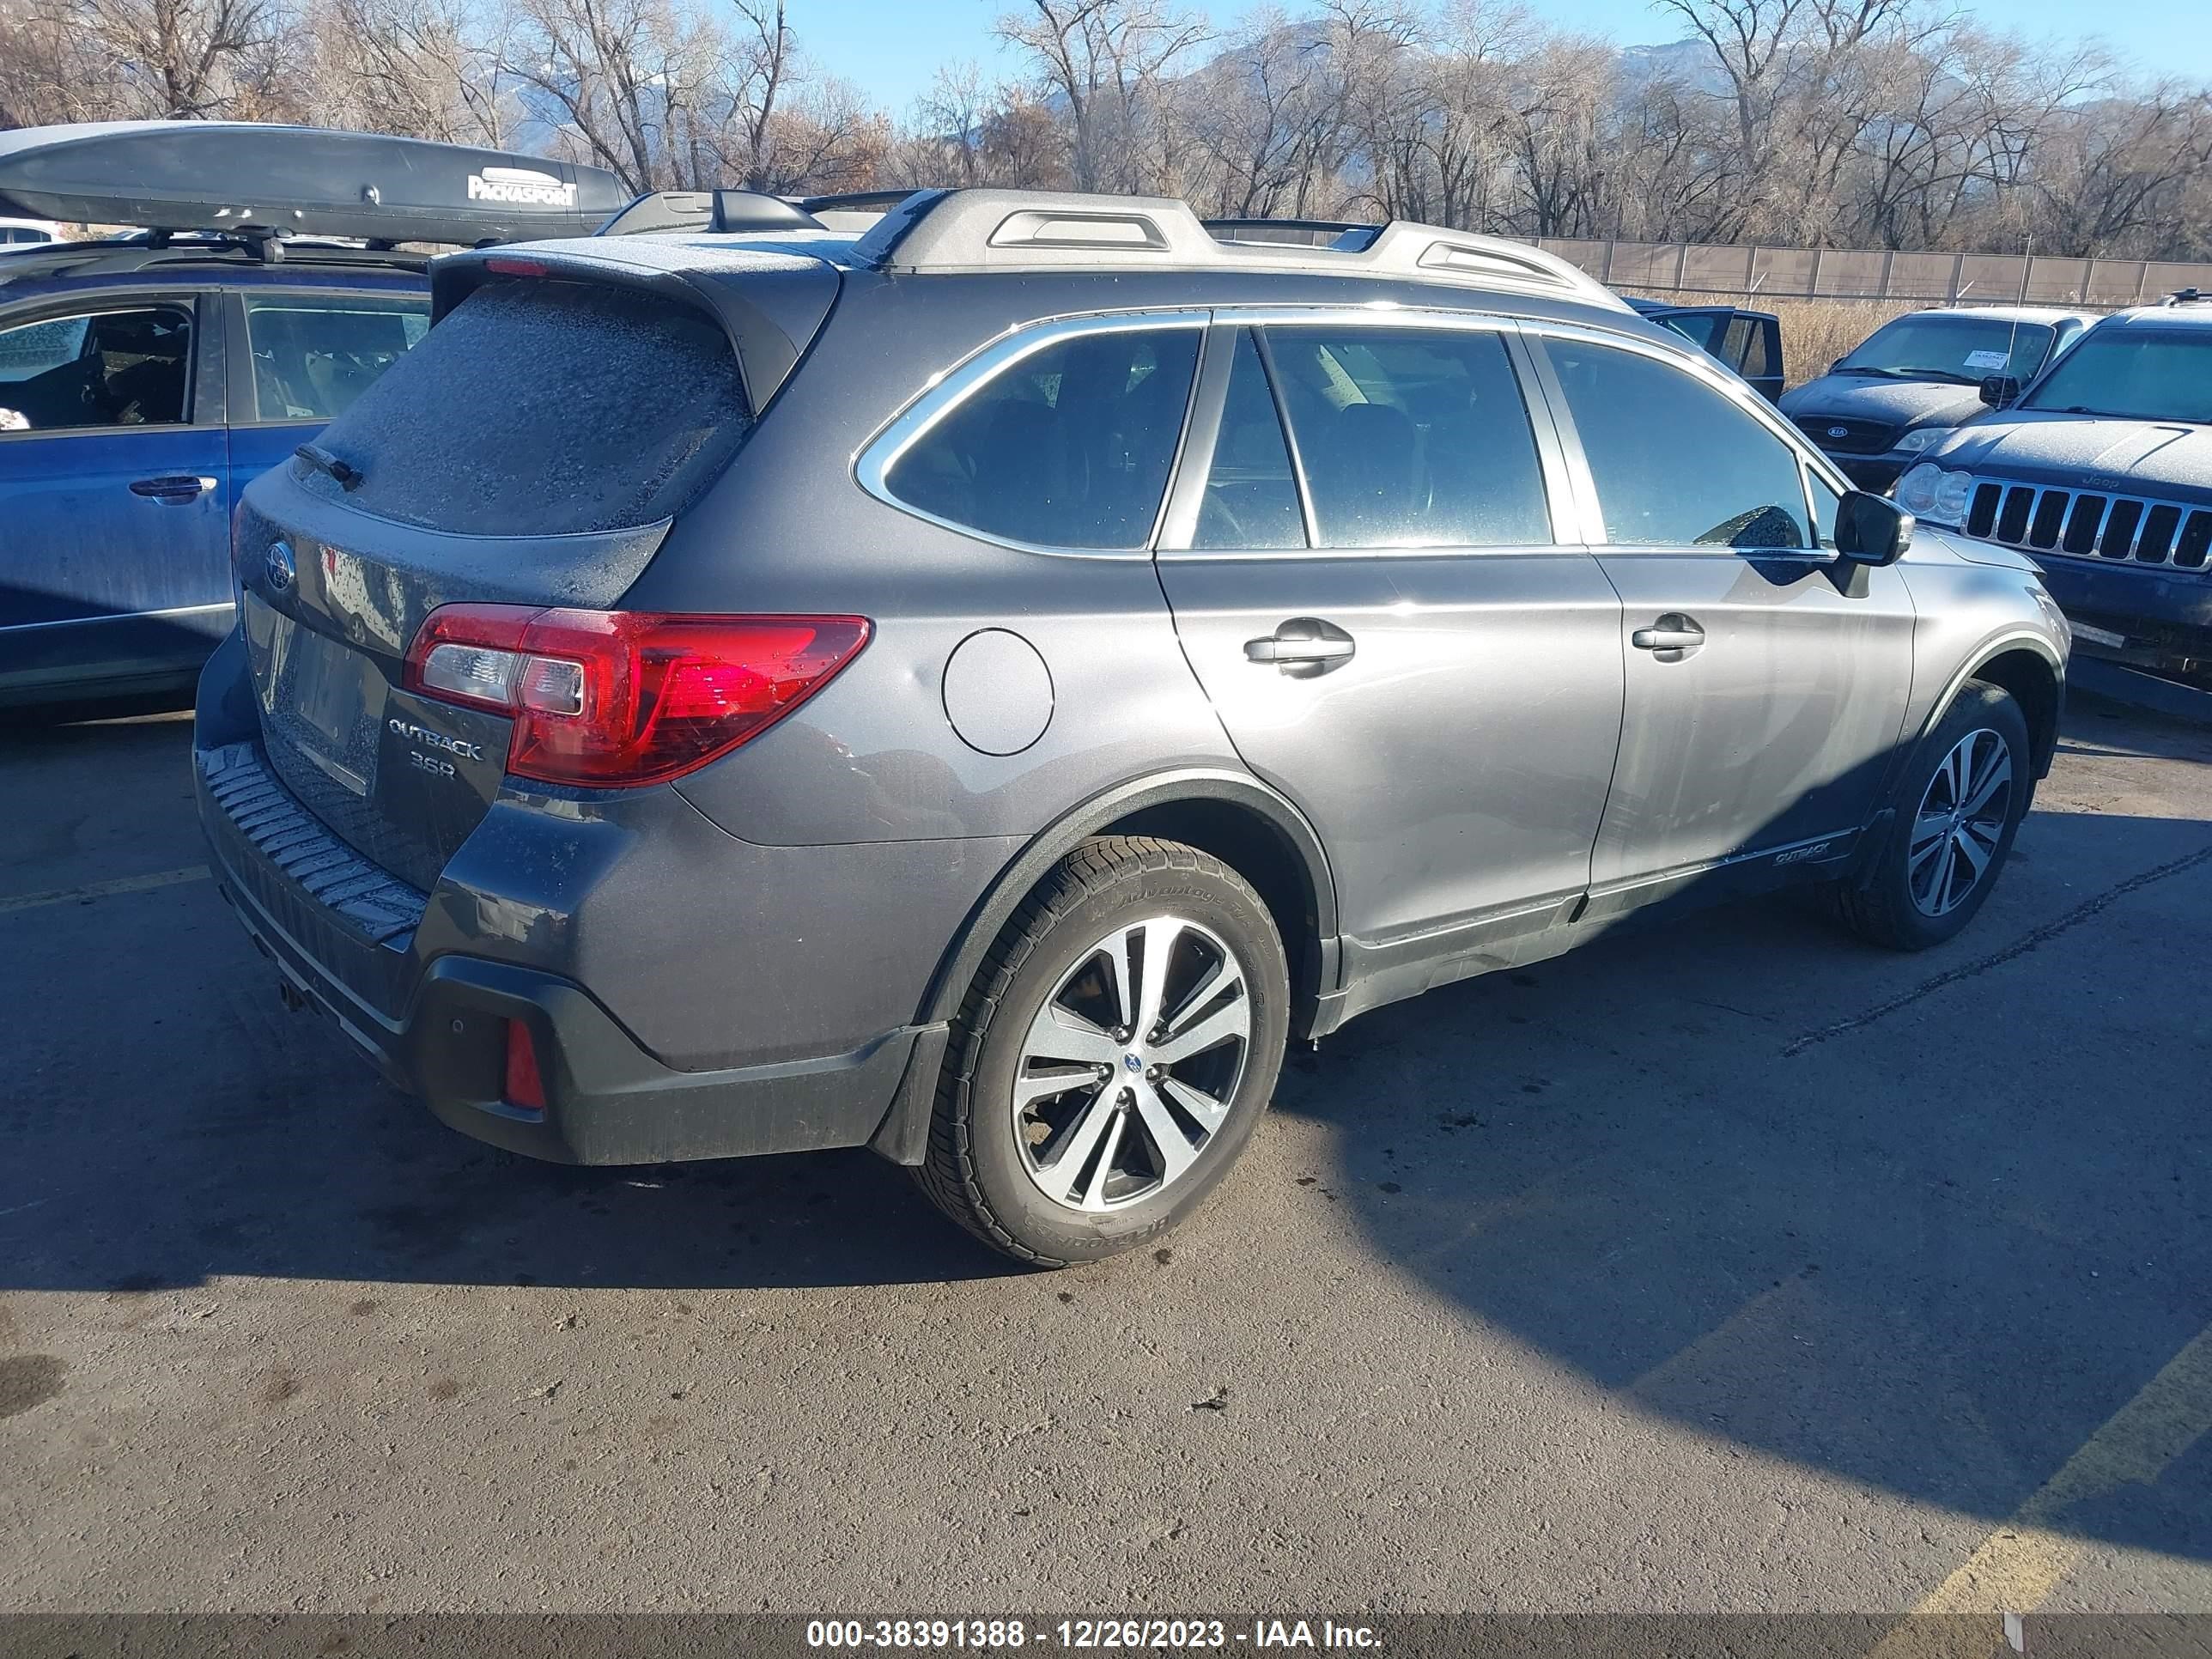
810 0 2212 116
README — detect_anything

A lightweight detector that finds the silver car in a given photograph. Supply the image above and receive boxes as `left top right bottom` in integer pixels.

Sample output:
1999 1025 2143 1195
197 187 2069 1264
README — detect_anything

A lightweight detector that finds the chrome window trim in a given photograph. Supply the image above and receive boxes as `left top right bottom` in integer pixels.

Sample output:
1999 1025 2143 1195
853 307 1212 562
1520 318 1856 550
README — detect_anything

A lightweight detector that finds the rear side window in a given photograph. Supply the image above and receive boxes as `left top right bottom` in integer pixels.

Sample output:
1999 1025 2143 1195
1194 329 1305 550
245 295 430 422
1547 339 1810 549
307 278 750 537
884 325 1200 550
1264 325 1551 549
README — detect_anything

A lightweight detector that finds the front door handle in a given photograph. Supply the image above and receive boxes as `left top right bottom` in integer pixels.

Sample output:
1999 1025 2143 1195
130 475 217 505
1245 617 1356 676
1632 615 1706 653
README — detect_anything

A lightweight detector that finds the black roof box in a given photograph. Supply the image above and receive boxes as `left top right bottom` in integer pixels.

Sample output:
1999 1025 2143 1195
0 121 629 245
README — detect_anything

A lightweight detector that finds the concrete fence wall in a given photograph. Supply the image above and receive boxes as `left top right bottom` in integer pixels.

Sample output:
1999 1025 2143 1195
1536 239 2212 308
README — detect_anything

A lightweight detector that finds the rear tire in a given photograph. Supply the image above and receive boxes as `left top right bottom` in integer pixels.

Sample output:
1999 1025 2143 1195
915 836 1290 1267
1832 679 2030 951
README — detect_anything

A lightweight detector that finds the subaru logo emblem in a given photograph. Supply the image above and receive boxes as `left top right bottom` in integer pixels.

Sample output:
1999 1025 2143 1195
1123 1052 1144 1073
1826 425 1850 440
265 541 295 592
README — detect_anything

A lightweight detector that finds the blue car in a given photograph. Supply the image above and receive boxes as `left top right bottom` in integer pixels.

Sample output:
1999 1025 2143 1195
0 121 624 708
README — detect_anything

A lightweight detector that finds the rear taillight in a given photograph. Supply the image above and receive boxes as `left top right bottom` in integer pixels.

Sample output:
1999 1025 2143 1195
403 605 870 787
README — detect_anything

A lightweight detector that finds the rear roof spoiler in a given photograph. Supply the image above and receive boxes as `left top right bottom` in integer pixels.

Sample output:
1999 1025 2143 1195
0 122 628 245
432 242 842 413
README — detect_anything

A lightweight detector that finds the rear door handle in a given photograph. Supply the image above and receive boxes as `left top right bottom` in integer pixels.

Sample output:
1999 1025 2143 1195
1245 617 1356 675
130 475 216 504
1632 615 1706 653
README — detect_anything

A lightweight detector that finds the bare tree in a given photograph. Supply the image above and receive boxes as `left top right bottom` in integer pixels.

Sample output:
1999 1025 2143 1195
996 0 1210 191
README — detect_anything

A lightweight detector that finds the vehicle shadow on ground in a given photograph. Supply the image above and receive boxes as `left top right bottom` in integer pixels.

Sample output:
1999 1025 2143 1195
1265 794 2212 1562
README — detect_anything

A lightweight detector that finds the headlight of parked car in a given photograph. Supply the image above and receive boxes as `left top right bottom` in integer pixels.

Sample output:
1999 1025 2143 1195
1896 463 1973 526
1893 428 1947 455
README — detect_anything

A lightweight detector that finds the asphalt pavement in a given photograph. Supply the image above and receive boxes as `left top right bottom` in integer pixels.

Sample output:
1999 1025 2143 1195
0 698 2206 1617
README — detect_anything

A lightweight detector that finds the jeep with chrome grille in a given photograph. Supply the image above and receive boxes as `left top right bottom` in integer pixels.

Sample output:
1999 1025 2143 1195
198 185 2069 1265
1896 293 2212 679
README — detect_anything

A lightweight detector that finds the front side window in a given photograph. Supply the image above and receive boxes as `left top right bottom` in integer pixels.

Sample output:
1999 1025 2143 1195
1262 325 1551 549
1546 338 1811 550
883 325 1201 550
0 305 192 433
245 295 430 422
1808 470 1844 549
2020 328 2212 424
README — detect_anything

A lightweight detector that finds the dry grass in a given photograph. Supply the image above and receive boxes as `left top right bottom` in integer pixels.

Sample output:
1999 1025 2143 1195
1628 291 1923 387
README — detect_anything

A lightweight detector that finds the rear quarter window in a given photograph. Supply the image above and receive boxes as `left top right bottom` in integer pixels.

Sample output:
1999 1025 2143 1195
304 277 750 537
880 325 1201 550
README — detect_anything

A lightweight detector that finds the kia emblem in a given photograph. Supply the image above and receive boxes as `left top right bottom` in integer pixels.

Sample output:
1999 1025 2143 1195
265 540 296 592
1826 425 1850 439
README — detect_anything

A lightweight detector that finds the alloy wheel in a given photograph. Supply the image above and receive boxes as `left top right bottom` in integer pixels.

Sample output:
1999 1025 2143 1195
1908 726 2014 918
1010 915 1253 1213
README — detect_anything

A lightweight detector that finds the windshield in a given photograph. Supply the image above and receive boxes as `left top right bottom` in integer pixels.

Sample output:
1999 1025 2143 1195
1837 315 2053 383
2020 328 2212 423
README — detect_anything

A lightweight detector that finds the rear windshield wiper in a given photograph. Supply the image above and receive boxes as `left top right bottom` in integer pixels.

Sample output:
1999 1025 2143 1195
295 442 362 490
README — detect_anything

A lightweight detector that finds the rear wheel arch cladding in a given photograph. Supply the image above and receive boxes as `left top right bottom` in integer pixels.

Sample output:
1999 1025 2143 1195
911 774 1339 1039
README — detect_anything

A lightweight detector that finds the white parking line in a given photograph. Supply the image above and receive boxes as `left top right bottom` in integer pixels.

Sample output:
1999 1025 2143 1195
0 865 210 915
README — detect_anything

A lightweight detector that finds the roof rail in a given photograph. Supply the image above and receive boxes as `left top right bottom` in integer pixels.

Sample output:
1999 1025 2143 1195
1202 217 1371 246
595 189 826 238
851 189 1629 310
2162 287 2209 306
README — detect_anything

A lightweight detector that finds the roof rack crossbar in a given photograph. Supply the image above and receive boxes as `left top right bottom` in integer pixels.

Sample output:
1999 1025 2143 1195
851 189 1628 310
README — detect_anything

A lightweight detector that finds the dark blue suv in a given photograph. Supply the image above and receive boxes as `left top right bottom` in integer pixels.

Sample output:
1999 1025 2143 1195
0 121 623 708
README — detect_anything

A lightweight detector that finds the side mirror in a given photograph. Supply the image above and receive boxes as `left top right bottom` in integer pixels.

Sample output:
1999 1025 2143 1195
1835 490 1913 567
1978 374 2021 409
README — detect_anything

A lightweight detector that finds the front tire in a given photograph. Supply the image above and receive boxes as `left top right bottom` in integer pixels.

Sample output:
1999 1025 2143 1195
915 836 1291 1266
1833 678 2031 951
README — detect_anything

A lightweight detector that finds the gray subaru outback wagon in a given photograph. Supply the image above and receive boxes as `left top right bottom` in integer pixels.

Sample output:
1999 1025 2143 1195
197 187 2069 1264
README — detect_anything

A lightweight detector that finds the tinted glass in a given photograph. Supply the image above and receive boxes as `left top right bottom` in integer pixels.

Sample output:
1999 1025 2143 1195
1547 340 1810 549
1838 315 2053 384
245 295 431 422
1655 312 1729 354
887 326 1200 549
2020 328 2212 424
0 305 191 432
305 278 750 537
1193 329 1305 550
1264 326 1550 548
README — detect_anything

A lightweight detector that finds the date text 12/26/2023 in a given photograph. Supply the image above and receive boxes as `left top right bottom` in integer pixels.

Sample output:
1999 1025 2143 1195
806 1620 1384 1650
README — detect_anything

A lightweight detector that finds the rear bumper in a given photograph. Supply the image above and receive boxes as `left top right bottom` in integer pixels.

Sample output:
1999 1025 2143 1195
196 731 937 1167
